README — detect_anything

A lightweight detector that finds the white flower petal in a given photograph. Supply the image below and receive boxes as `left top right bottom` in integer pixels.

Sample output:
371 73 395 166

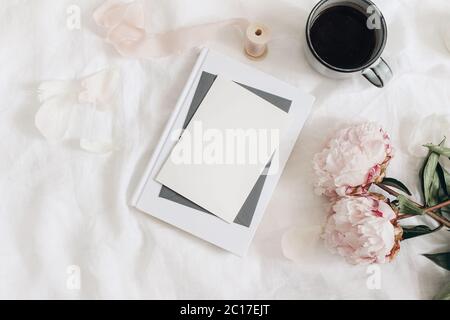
79 68 121 111
281 226 323 262
80 139 115 154
35 98 73 142
37 80 78 103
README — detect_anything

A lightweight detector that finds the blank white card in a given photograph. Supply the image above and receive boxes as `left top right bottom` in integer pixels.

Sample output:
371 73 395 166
156 76 288 223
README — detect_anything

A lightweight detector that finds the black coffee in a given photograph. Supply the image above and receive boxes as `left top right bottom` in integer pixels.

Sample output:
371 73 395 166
310 5 377 69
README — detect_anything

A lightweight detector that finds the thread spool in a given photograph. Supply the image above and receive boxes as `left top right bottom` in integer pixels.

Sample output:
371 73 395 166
245 23 271 59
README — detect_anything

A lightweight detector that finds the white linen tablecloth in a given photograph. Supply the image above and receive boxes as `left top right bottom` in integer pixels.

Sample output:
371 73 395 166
0 0 449 299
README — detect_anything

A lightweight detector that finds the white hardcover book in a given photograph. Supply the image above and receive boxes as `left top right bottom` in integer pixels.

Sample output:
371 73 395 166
132 48 315 256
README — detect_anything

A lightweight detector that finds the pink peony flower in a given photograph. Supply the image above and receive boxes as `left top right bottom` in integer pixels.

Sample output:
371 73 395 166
313 122 393 198
323 195 402 265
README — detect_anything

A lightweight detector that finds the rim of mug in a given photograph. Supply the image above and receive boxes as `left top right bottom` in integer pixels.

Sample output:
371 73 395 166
305 0 388 73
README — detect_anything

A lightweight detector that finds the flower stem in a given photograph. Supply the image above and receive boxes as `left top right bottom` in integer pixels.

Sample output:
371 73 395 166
376 184 450 228
424 199 450 213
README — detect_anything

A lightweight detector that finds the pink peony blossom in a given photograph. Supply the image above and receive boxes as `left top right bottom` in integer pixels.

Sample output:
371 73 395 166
313 122 393 198
323 195 402 265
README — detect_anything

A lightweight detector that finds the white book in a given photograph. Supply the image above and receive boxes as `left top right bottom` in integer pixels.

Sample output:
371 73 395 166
132 48 315 256
156 76 290 223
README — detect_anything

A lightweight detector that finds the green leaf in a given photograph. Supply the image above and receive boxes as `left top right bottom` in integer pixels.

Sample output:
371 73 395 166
434 282 450 300
396 195 425 216
422 140 445 207
402 225 441 240
423 252 450 271
437 163 450 197
429 170 441 207
380 177 412 196
424 144 450 158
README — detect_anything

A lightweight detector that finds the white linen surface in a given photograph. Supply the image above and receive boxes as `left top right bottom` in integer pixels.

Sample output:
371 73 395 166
0 0 449 299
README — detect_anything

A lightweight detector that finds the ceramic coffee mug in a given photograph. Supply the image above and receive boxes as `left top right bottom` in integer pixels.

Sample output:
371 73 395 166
305 0 393 88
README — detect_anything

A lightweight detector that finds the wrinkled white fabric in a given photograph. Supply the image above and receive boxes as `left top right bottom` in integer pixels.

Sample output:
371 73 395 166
0 0 449 299
407 114 450 158
444 20 450 53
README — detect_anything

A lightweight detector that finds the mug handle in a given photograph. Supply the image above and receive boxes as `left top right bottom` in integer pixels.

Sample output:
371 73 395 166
362 57 393 88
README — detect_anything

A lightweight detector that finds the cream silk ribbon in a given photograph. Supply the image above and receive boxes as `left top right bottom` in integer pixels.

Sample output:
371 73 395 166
94 0 251 59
